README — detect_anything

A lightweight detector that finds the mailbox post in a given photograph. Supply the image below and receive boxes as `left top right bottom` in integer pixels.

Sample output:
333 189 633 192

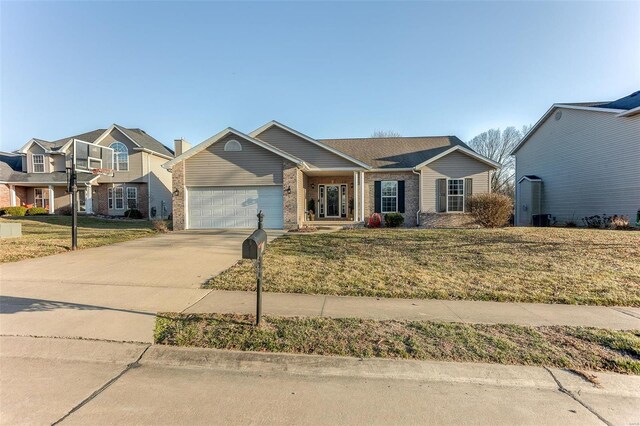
242 211 267 326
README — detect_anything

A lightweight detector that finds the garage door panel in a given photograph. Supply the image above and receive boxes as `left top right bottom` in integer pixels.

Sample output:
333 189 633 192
188 186 283 229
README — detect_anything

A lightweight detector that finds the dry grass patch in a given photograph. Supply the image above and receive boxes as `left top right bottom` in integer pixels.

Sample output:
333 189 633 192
206 228 640 306
0 216 156 262
155 313 640 375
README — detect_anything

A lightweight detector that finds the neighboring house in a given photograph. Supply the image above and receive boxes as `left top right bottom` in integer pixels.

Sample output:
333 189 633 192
512 91 640 227
164 121 500 230
0 124 174 219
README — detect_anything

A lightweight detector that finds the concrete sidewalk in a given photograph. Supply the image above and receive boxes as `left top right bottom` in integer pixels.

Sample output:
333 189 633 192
2 336 639 425
187 290 640 329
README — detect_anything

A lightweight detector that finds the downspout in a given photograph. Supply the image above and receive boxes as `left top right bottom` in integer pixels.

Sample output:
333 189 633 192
412 168 421 226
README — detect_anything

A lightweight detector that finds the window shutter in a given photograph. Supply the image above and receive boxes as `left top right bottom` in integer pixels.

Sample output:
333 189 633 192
436 179 446 212
374 181 381 213
398 181 405 213
465 178 473 211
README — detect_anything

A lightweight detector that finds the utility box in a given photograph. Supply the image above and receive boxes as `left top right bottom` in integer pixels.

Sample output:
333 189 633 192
0 223 22 238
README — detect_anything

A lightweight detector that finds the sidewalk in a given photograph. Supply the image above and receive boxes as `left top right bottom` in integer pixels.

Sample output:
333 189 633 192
3 336 639 425
186 290 640 330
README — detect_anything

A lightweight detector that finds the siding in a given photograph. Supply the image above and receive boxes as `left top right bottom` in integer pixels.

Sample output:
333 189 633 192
515 108 640 224
419 150 492 212
146 152 173 219
95 128 144 184
254 126 357 169
26 144 49 173
185 134 284 186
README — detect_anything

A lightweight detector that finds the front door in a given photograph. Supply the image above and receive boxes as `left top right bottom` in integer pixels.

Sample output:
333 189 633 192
326 185 340 217
77 189 86 212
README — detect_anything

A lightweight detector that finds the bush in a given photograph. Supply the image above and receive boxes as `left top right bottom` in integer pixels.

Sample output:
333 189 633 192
582 214 611 229
152 220 169 233
468 193 513 228
0 206 27 216
124 209 144 219
55 205 73 216
26 207 49 216
610 215 631 230
368 213 382 228
384 213 404 228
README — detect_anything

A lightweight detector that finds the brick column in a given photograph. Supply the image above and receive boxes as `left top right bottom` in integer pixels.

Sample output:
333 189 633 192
171 162 186 230
282 161 299 230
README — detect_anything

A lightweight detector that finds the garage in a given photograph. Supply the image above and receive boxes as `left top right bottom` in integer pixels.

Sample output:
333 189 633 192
187 186 283 229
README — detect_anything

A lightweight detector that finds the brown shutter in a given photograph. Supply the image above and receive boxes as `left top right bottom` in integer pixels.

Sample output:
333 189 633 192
465 178 473 212
436 179 446 212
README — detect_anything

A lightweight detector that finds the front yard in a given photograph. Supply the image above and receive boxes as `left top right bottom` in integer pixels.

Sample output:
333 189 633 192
0 216 157 263
207 228 640 306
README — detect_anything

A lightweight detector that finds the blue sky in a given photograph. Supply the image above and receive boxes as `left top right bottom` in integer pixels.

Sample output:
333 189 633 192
1 1 638 151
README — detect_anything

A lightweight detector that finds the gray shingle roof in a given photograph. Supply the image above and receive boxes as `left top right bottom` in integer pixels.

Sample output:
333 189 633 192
319 136 471 169
117 126 174 157
1 171 96 184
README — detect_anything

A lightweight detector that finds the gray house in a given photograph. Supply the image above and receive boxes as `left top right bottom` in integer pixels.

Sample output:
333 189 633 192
163 121 500 230
512 91 640 226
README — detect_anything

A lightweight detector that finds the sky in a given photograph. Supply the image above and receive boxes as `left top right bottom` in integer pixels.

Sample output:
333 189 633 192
1 1 638 152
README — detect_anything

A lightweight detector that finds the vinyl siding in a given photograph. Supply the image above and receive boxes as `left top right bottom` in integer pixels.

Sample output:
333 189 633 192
95 128 144 184
26 144 49 173
515 108 640 224
419 150 492 212
253 126 357 169
146 152 173 219
185 134 284 186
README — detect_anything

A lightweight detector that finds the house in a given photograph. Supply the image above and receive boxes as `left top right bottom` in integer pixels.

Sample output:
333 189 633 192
0 124 174 219
163 121 500 230
512 91 640 226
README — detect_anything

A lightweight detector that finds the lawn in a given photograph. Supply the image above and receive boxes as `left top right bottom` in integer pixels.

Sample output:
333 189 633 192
0 215 157 263
206 228 640 306
155 313 640 375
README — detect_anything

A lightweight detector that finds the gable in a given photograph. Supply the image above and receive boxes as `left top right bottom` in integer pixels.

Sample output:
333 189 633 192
95 127 139 151
184 134 285 186
253 126 361 169
419 150 494 177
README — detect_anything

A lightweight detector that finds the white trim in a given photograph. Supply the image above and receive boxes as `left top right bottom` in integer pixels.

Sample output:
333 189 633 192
85 183 93 214
48 185 55 214
33 187 49 209
18 139 50 154
368 168 415 172
126 186 138 209
321 184 342 218
184 185 189 230
412 169 421 225
511 103 625 155
446 178 465 213
517 175 542 183
413 146 501 170
359 171 364 221
110 141 129 172
162 128 305 170
9 185 16 207
131 147 174 160
92 124 143 149
353 171 358 221
31 153 45 173
617 105 640 117
249 121 372 169
113 185 125 210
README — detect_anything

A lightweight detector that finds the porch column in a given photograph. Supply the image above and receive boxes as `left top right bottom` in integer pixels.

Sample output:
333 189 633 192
48 185 55 214
85 183 93 214
353 171 358 221
9 185 16 207
360 171 365 222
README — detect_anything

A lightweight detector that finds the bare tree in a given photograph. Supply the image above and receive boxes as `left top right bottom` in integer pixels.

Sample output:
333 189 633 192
372 130 402 138
467 125 531 198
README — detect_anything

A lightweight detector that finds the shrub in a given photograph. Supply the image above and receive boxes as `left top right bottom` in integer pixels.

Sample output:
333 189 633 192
610 215 631 230
124 209 144 219
152 220 169 233
384 213 404 228
468 193 513 228
368 213 382 228
55 205 73 216
26 207 49 216
0 206 27 216
565 220 578 228
582 214 611 229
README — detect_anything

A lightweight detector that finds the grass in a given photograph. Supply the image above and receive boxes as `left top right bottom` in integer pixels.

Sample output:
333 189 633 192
155 313 640 375
206 228 640 306
0 215 157 263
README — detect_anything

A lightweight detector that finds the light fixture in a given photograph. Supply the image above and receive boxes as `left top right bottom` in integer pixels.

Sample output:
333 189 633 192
284 186 291 195
311 183 315 190
173 188 180 196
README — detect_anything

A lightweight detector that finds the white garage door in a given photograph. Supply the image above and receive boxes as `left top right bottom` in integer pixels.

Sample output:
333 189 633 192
187 186 283 229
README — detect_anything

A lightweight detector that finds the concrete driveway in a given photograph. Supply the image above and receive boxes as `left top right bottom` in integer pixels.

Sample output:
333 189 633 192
0 230 284 342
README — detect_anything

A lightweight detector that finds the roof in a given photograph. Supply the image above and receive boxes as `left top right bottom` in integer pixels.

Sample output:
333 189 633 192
0 152 23 171
116 126 174 157
320 136 474 169
596 91 640 110
0 170 97 185
518 175 542 183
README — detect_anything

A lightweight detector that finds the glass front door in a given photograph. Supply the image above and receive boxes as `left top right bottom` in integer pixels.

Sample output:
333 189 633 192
325 185 340 217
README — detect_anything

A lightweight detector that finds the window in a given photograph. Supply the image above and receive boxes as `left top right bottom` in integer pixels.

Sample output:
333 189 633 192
34 188 49 208
224 140 242 152
114 187 124 209
447 179 465 212
108 188 113 209
110 142 129 171
32 154 45 173
127 187 138 209
381 181 398 213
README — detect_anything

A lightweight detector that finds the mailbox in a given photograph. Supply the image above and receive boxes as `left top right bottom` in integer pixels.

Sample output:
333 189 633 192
242 229 267 260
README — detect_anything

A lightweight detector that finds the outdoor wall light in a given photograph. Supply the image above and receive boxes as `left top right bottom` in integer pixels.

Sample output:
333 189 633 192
284 186 292 195
311 183 315 190
350 183 354 189
173 188 180 196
